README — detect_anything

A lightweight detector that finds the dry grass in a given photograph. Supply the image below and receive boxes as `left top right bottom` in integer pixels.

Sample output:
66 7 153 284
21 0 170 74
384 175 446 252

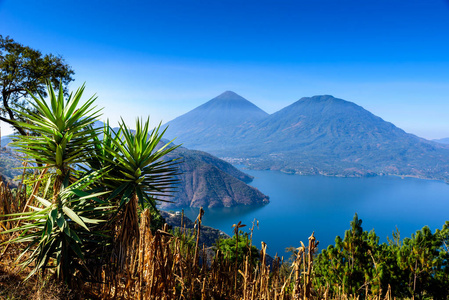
92 210 391 300
1 182 395 300
0 182 76 300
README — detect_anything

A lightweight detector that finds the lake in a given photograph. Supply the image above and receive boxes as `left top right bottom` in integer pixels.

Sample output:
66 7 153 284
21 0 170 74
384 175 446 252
182 168 449 257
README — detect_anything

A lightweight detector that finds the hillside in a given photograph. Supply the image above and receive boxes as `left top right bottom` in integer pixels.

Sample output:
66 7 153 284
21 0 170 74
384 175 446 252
0 148 22 184
160 211 229 247
1 136 13 149
434 137 449 145
164 93 449 181
159 144 269 208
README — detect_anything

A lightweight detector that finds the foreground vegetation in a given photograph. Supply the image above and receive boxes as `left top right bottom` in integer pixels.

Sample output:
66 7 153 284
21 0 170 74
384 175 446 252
314 214 449 299
1 82 448 299
2 179 449 299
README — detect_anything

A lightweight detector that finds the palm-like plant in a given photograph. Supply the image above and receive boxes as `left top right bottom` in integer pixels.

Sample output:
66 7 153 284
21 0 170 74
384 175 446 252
3 173 111 282
90 118 180 269
84 118 180 213
4 82 110 283
109 118 180 210
12 82 102 198
2 81 182 284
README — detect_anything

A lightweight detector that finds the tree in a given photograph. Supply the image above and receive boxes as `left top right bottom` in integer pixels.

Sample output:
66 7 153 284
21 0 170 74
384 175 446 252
314 215 449 298
216 230 260 266
314 214 383 297
0 35 74 135
397 225 449 299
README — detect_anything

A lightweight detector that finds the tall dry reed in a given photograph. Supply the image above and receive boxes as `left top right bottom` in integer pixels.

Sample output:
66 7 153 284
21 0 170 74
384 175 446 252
1 181 395 300
93 209 393 300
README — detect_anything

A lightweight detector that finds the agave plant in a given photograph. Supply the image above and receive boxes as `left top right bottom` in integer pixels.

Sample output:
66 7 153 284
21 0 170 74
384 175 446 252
2 82 111 283
88 118 180 269
2 81 182 283
83 120 121 177
11 82 102 198
2 173 111 282
83 119 180 212
109 118 180 209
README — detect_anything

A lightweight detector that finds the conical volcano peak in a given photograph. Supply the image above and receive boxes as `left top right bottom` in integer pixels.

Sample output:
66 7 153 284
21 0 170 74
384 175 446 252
163 91 268 148
211 91 249 102
217 90 243 98
164 93 449 183
200 91 267 115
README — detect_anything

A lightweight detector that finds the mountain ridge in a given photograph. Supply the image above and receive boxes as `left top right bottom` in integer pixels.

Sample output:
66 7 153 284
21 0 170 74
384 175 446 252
433 138 449 145
163 93 449 181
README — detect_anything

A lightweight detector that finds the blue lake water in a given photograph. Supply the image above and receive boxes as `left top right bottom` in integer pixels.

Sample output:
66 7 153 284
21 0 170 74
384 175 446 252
182 168 449 257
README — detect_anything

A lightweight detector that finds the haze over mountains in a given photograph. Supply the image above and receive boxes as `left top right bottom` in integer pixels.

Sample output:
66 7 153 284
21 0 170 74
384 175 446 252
164 92 449 181
0 127 269 208
434 138 449 145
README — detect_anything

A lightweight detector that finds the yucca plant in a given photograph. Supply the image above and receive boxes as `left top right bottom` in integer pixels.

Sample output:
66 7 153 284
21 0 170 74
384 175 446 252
95 118 180 269
2 82 111 284
2 81 182 287
110 118 180 208
2 173 111 282
83 120 121 178
83 118 180 217
11 82 102 197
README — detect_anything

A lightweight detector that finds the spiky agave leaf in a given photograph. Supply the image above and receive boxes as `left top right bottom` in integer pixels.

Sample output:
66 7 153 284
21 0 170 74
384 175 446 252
11 82 102 182
1 174 113 282
90 118 181 271
3 82 111 284
83 118 180 209
108 117 181 209
81 121 124 191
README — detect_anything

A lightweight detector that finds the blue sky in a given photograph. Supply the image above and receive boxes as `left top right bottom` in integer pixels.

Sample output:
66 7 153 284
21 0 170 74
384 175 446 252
1 0 449 139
